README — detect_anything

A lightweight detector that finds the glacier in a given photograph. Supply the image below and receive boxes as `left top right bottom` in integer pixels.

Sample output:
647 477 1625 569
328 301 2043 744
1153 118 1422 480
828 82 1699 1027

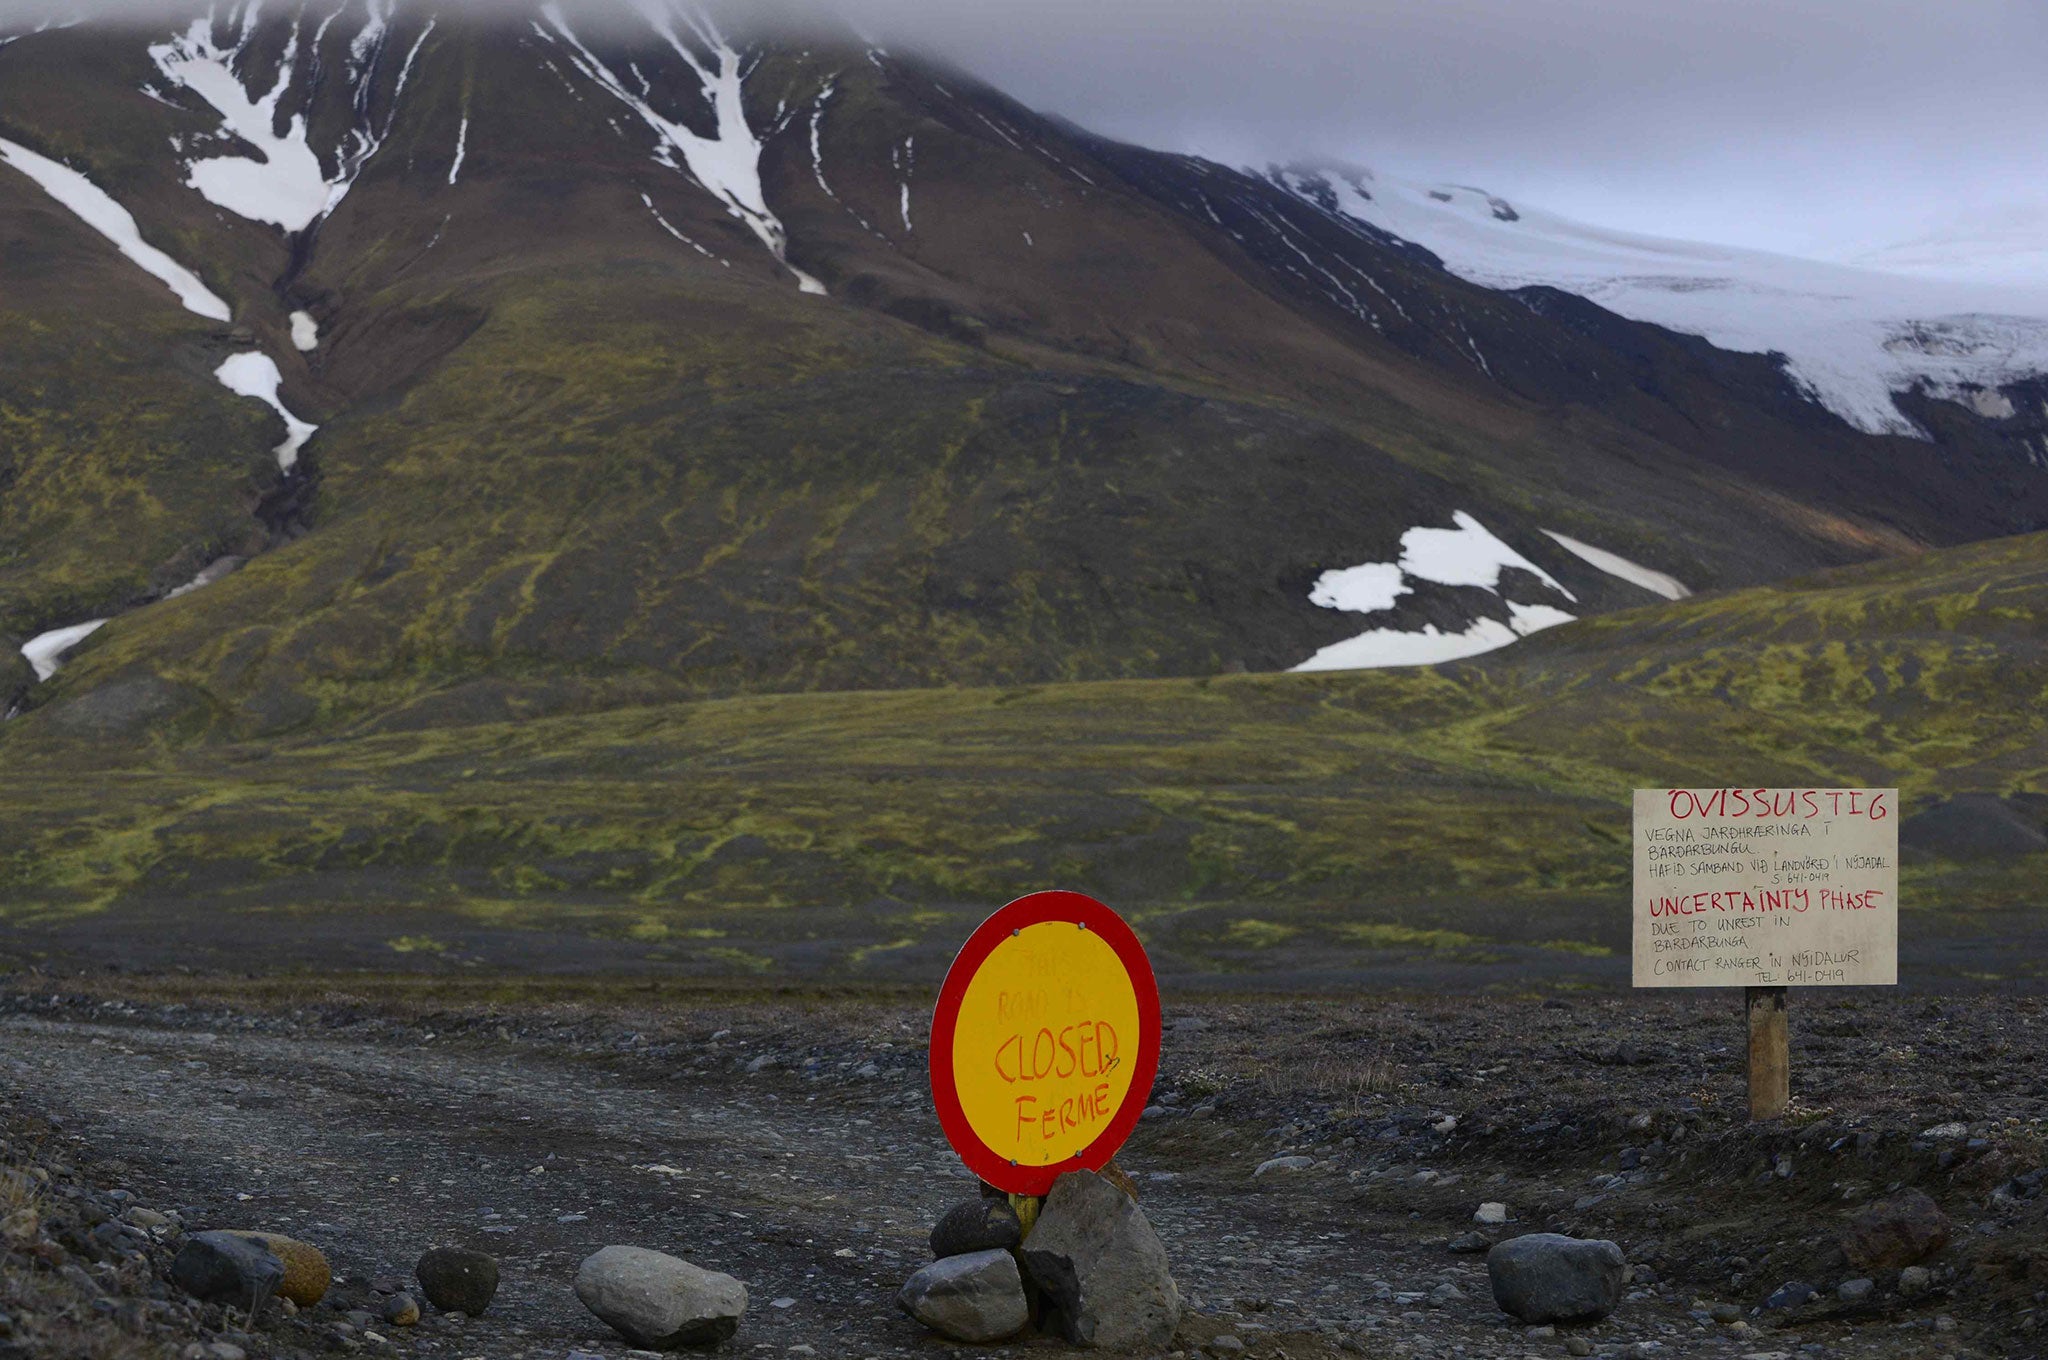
1267 164 2048 439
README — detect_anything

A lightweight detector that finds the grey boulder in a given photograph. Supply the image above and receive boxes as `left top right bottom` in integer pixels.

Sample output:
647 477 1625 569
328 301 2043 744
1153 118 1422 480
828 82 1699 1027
575 1245 747 1349
1765 1280 1815 1310
170 1231 285 1314
1486 1233 1626 1324
1840 1189 1951 1270
415 1247 499 1315
898 1248 1029 1343
1020 1171 1181 1351
930 1198 1023 1259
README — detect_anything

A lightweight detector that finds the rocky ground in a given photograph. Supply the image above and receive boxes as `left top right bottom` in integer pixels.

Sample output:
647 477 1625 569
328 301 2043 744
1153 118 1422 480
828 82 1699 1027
0 978 2041 1360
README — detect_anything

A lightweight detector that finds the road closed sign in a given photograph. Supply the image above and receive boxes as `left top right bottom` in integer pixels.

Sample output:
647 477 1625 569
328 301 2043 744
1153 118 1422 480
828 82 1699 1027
1633 788 1899 988
929 891 1162 1195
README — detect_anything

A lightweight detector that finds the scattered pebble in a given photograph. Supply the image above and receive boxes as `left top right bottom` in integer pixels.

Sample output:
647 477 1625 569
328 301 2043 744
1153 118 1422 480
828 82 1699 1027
1254 1156 1316 1177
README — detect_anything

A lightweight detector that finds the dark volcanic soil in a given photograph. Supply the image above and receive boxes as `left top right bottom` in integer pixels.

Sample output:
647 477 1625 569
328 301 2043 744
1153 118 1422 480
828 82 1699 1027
0 981 2042 1360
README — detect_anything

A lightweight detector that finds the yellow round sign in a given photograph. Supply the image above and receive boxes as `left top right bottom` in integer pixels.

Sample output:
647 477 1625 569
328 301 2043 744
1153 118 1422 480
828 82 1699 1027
953 920 1143 1167
930 892 1161 1194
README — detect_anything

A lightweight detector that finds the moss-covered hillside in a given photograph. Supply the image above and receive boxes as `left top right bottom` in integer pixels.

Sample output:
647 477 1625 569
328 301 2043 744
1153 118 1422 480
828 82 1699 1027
0 187 278 663
2 531 2041 981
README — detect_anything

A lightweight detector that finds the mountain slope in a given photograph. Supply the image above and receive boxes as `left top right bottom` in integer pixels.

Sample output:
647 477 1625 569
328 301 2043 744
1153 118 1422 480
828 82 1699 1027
1 529 2041 979
0 1 2043 737
0 156 282 699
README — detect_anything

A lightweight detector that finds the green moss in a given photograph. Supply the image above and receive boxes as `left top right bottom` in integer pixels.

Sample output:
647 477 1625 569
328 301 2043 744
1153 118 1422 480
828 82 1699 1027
0 310 274 641
1224 919 1300 948
1335 923 1483 951
1536 939 1616 958
700 946 775 973
0 530 2041 969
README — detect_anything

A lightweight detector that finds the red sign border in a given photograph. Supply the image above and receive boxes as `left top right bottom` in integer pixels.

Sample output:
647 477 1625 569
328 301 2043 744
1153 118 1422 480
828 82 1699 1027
928 890 1162 1196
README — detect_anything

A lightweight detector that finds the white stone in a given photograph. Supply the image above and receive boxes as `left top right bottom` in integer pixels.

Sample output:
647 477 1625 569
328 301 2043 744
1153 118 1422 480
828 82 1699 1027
573 1246 746 1349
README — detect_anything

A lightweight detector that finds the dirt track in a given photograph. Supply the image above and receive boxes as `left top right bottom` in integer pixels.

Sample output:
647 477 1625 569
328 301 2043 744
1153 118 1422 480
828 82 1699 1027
0 985 2040 1359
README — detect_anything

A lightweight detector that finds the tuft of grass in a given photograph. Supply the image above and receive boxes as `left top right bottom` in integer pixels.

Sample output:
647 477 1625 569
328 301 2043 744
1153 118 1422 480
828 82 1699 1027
1 1163 44 1247
1257 1050 1404 1106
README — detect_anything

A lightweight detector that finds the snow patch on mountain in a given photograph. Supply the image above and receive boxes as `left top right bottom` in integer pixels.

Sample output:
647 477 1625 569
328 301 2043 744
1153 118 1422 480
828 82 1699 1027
1294 511 1577 672
0 137 232 321
894 134 914 232
1401 511 1574 599
538 1 824 295
1293 601 1573 673
808 86 837 199
1267 164 2048 439
149 2 428 234
0 17 76 49
1507 600 1577 634
1308 561 1407 615
20 620 107 683
0 126 320 486
448 113 468 185
1541 531 1689 600
149 12 333 232
165 556 244 600
640 190 717 260
215 352 318 471
349 0 393 65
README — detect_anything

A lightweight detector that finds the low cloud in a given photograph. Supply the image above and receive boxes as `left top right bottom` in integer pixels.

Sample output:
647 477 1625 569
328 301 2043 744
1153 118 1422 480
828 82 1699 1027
9 0 2043 259
840 0 2048 259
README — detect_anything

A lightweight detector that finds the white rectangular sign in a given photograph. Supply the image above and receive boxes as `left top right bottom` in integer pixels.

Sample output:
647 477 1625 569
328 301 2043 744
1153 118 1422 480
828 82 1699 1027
1633 788 1899 988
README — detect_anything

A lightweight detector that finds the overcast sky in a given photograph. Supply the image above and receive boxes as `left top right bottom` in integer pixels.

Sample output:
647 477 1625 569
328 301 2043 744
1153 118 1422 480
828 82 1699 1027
838 0 2048 262
9 0 2041 263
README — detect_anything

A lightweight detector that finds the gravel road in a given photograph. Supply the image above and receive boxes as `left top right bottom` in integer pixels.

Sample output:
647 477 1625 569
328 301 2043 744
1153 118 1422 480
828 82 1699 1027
0 986 2036 1359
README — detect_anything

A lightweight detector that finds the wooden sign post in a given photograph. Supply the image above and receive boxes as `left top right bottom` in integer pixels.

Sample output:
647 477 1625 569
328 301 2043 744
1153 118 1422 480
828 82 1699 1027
1632 789 1899 1121
1745 985 1789 1120
928 890 1162 1195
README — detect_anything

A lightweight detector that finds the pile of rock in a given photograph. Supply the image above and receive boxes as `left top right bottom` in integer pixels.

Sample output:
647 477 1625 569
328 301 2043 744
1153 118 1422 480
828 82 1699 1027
1751 1190 1957 1320
899 1169 1181 1352
0 1126 252 1358
169 1232 505 1330
1 1115 466 1360
170 1229 332 1314
152 1214 755 1353
165 1232 754 1353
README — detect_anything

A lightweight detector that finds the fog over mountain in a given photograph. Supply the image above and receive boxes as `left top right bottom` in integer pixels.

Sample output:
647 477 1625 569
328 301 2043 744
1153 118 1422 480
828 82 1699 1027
835 0 2048 266
6 0 2045 265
